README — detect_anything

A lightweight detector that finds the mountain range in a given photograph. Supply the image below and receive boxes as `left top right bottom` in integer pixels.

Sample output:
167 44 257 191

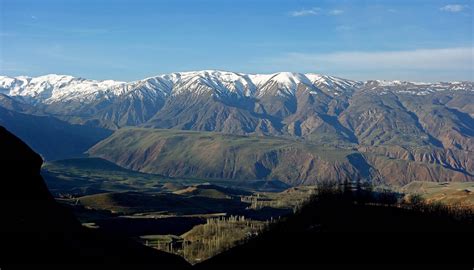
1 71 473 185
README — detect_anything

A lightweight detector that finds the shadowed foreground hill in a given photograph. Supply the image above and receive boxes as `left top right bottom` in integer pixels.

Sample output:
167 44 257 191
1 125 473 267
200 186 474 267
0 126 190 268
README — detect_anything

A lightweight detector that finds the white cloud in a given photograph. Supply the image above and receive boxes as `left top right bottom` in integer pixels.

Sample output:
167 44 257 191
290 8 346 17
335 25 353 31
255 47 474 81
290 7 321 17
329 9 344 16
440 4 466 12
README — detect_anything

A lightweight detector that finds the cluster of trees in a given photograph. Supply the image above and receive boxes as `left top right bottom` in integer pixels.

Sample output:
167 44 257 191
143 235 184 254
313 180 474 223
146 181 473 264
142 215 269 264
241 188 316 212
181 215 267 264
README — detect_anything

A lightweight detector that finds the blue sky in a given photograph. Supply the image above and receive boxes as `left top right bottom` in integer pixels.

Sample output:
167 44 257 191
0 0 473 81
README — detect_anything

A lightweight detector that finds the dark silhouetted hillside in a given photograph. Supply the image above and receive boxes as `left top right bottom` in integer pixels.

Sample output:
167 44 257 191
199 184 474 266
1 125 473 268
0 126 190 268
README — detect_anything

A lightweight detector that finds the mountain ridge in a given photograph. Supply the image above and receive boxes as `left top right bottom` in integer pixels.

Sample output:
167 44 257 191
1 70 473 185
87 128 474 186
2 71 471 104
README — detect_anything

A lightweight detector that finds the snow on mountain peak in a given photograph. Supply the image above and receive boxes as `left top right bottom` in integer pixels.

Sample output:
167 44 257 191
306 73 360 92
366 80 474 96
271 72 312 87
0 71 361 102
248 72 315 97
159 70 256 97
1 71 471 105
0 74 126 103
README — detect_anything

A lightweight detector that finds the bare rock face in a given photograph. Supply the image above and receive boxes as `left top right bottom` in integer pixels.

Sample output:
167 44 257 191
1 72 473 185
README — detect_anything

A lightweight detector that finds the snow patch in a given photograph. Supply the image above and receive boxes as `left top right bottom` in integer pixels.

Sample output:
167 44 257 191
1 71 472 105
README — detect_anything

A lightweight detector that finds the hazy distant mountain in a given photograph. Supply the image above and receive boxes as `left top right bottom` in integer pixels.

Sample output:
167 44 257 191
1 71 473 184
0 104 112 160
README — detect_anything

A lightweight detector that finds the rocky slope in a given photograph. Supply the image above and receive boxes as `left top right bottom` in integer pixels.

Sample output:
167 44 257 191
1 71 471 145
87 128 474 186
1 71 473 184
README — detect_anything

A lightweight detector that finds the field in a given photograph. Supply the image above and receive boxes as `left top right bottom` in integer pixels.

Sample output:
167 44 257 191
401 181 474 207
44 157 315 264
43 156 474 264
42 157 291 197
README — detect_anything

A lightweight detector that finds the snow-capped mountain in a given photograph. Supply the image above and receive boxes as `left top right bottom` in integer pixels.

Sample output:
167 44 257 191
1 71 471 105
0 71 360 104
364 80 474 96
0 74 127 104
0 70 473 184
0 70 472 145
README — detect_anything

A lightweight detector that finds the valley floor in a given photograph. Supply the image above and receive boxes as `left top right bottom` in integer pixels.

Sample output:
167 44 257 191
43 157 474 264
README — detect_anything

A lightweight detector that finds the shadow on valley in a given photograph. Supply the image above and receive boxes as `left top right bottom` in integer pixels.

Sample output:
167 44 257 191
0 126 190 268
0 106 112 161
199 182 474 266
1 125 473 267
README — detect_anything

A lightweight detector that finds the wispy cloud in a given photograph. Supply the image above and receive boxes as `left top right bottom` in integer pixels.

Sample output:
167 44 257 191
255 47 474 81
20 22 113 36
31 44 128 71
0 60 35 73
290 8 346 17
329 9 344 16
290 7 321 17
440 4 467 12
35 44 84 63
335 25 354 32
